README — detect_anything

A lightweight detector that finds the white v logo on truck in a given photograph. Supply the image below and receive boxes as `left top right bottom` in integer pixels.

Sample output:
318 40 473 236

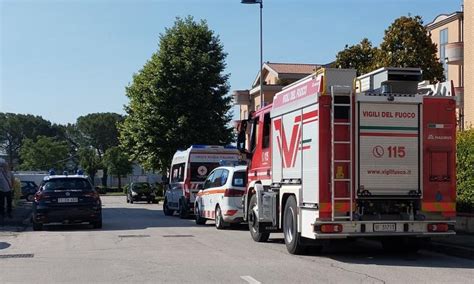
273 110 318 168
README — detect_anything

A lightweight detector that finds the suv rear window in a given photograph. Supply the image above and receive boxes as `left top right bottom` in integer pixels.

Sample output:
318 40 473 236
43 178 92 191
232 171 247 187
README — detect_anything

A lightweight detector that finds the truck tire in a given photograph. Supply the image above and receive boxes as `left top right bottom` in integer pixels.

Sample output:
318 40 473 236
248 194 270 242
163 199 174 216
215 205 228 230
283 195 307 255
195 203 207 225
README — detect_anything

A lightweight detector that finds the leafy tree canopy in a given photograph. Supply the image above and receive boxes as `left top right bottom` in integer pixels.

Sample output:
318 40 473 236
19 136 69 171
120 16 233 171
103 146 133 189
334 16 444 83
78 147 102 182
335 38 380 76
378 16 444 82
76 113 123 157
0 113 63 169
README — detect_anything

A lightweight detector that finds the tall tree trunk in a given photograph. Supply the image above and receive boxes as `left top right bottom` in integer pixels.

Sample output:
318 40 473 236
118 175 122 190
102 168 108 187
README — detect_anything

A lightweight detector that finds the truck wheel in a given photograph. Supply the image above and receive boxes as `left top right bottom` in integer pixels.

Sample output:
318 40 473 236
179 201 189 219
163 199 174 216
248 194 270 242
215 205 228 230
195 203 207 225
284 195 307 255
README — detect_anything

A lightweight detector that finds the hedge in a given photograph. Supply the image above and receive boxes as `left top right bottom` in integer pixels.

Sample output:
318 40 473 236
457 129 474 213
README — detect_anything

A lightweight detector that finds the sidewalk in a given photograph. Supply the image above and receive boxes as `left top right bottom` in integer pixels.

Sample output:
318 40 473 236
428 233 474 260
0 200 32 231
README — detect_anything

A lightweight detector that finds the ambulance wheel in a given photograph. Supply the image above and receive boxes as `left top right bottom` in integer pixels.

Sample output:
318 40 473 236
179 200 189 219
163 199 174 216
195 203 207 225
248 194 270 242
215 205 228 230
283 195 307 255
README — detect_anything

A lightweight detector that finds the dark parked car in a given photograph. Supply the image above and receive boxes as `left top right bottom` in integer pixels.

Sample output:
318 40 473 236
126 182 156 204
21 181 38 201
32 175 102 231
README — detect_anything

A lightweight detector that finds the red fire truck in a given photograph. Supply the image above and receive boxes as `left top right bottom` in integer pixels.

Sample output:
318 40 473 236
237 67 456 254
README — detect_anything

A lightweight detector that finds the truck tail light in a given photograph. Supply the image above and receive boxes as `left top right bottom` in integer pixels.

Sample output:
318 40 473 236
427 223 449 232
320 224 343 233
224 188 244 197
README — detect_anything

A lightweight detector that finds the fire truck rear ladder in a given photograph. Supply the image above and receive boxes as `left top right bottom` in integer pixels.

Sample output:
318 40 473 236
330 86 353 222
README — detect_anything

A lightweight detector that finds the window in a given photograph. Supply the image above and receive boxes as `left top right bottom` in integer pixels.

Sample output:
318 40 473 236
171 163 185 183
203 172 216 189
440 28 449 80
43 178 92 191
190 162 220 182
232 171 247 187
262 113 271 148
250 116 260 153
210 169 224 187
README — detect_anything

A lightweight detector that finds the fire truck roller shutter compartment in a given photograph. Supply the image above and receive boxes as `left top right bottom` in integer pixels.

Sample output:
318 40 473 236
357 102 420 197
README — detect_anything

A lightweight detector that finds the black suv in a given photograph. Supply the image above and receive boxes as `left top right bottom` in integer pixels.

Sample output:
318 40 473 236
32 175 102 230
126 182 155 204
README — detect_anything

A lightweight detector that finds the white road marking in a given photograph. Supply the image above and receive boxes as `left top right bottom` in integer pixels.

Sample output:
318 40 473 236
240 275 261 284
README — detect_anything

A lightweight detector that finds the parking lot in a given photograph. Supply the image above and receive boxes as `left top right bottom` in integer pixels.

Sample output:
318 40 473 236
1 196 473 283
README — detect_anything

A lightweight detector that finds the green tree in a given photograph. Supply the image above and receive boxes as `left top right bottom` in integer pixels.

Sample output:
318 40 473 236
103 146 133 190
0 113 62 169
120 16 233 171
78 147 102 185
76 113 124 185
378 16 444 82
335 38 380 76
457 129 474 213
19 136 69 171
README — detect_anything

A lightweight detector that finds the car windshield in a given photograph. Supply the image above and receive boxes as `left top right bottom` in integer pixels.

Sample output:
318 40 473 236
43 178 92 191
232 171 247 187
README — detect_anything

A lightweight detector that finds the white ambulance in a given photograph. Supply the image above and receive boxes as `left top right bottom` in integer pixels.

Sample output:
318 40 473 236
163 145 241 218
194 165 247 229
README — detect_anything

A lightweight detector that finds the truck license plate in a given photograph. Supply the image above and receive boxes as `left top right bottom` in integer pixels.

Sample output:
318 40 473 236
373 223 396 232
58 197 78 203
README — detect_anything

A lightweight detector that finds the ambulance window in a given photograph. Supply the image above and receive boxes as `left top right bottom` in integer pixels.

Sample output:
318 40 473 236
250 117 260 153
171 163 185 183
262 113 271 148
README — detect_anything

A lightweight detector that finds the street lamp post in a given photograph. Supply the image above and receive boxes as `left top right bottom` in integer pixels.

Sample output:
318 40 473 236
241 0 263 110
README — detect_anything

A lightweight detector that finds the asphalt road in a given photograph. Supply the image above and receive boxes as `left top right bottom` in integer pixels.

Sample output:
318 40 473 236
1 196 473 283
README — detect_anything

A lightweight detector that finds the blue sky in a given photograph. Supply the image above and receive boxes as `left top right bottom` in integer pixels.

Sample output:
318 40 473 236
0 0 462 124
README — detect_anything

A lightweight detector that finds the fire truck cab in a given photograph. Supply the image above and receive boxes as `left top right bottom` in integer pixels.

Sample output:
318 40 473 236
238 67 457 254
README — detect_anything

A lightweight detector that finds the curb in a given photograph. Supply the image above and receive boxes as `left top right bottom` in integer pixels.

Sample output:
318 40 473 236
428 241 474 260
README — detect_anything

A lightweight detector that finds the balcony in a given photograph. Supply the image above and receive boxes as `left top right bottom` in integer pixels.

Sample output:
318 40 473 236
445 42 463 65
